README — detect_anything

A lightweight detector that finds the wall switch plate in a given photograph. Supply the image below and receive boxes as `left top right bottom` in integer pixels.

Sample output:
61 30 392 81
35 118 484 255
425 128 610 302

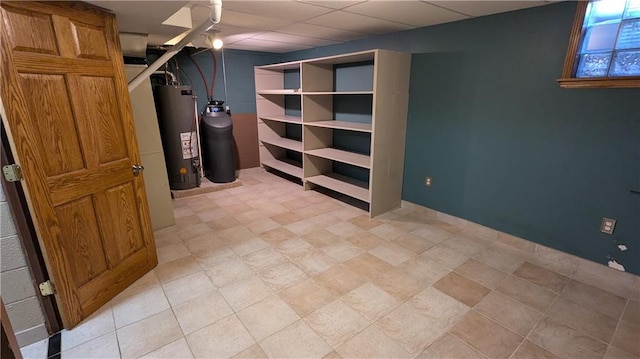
600 217 616 235
425 176 432 187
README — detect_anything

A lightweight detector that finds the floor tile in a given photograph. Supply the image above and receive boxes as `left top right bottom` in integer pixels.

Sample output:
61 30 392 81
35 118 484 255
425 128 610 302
203 256 254 288
433 272 490 307
376 303 446 356
296 250 338 275
246 218 281 235
611 320 640 356
20 339 48 359
561 279 627 319
270 211 305 226
156 242 191 264
336 326 412 359
604 345 638 359
111 283 170 329
475 291 542 336
511 340 560 359
531 245 580 278
193 247 236 267
232 238 270 257
513 261 569 293
410 226 452 243
450 310 523 359
231 344 267 359
622 299 640 325
400 257 449 285
259 320 332 359
241 247 287 273
303 229 342 248
373 267 427 301
326 221 364 238
348 214 383 230
368 223 408 240
472 245 526 273
547 296 618 343
155 255 204 284
258 227 297 244
61 305 114 351
304 299 369 348
186 314 255 359
346 232 387 251
321 242 366 263
219 275 274 311
207 216 242 231
61 332 120 359
314 265 367 296
441 236 484 257
368 243 413 266
275 238 314 260
393 233 436 254
342 282 400 322
258 262 309 292
419 244 470 270
529 316 608 359
139 338 194 359
237 295 299 341
455 259 507 289
117 309 183 359
163 271 217 307
408 286 469 330
417 333 483 359
218 226 256 244
496 275 557 312
573 260 635 299
322 351 342 359
344 253 394 281
278 278 335 316
173 290 233 335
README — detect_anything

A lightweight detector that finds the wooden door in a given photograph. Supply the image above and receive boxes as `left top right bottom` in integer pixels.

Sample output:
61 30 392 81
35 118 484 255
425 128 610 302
0 1 157 328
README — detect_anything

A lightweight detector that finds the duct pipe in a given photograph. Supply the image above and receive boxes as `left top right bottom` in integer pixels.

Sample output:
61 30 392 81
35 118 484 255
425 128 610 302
128 0 222 93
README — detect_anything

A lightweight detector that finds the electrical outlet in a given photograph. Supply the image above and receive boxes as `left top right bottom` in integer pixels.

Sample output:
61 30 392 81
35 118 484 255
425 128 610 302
600 217 616 235
425 176 432 187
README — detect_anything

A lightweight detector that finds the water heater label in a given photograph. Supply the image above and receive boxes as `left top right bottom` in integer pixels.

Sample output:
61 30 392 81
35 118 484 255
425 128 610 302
180 131 198 159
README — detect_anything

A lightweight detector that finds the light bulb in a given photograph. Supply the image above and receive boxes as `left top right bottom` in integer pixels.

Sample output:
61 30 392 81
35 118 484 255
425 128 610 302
212 38 223 50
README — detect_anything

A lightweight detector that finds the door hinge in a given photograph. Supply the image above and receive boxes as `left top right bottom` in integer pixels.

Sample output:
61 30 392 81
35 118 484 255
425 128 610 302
2 164 23 182
39 280 56 296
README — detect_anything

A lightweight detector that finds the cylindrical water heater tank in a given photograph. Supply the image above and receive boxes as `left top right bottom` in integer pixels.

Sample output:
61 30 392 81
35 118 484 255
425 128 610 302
201 101 235 183
153 85 201 190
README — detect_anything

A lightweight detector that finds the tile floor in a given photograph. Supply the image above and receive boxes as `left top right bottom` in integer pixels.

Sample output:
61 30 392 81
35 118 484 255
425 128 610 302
21 168 640 359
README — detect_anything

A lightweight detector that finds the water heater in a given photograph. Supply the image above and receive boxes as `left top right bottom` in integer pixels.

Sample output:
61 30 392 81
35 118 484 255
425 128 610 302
153 85 201 190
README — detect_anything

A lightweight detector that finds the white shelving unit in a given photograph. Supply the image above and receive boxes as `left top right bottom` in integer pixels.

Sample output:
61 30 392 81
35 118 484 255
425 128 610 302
254 49 411 217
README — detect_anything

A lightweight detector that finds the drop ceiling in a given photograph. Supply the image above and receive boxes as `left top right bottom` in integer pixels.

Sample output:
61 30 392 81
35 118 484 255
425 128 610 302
88 0 553 53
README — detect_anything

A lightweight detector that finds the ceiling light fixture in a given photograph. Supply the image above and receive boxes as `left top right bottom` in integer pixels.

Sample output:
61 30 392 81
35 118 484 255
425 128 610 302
212 37 223 50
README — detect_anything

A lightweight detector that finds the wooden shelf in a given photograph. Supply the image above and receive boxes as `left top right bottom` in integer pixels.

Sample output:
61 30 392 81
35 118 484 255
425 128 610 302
304 120 371 133
304 91 373 95
262 159 303 178
261 137 302 152
305 148 370 169
258 89 301 95
306 174 369 203
260 115 302 124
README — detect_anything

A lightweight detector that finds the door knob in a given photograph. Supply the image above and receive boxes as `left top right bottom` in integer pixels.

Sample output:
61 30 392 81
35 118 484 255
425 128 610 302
132 164 145 176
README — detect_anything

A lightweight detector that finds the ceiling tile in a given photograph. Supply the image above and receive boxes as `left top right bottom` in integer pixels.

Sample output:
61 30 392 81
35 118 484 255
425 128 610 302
222 0 333 21
427 1 548 17
305 10 413 35
277 22 367 41
216 9 294 30
295 0 367 10
253 32 340 46
345 0 468 27
229 38 314 52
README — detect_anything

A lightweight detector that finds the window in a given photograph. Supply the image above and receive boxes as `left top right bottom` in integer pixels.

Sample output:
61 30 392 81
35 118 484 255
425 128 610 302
558 0 640 88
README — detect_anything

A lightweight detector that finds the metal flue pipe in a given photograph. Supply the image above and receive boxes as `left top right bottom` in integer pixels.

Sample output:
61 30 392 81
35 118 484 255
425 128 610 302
127 0 222 92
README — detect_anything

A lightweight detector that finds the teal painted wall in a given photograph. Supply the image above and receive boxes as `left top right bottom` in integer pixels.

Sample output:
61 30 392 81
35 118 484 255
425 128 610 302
169 49 282 113
283 2 640 274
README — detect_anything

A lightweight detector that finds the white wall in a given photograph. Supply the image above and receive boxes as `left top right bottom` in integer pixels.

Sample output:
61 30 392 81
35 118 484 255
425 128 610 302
0 185 48 346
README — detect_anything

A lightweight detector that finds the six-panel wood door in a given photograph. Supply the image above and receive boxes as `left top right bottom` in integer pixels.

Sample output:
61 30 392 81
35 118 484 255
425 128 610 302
0 1 157 328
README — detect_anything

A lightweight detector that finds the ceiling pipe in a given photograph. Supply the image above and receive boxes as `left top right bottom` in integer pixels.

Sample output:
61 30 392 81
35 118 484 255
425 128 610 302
127 0 222 93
